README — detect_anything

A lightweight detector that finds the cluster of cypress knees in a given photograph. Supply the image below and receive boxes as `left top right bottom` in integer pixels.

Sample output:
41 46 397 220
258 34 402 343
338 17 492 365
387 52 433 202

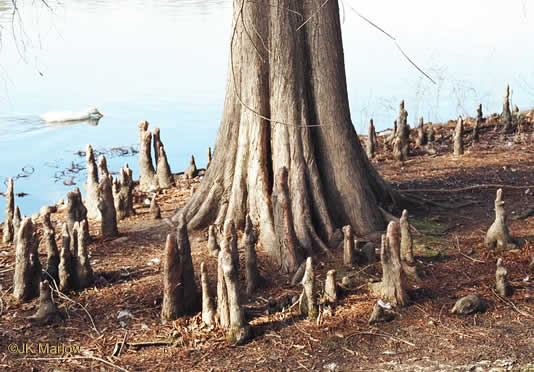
1 111 519 343
365 85 529 161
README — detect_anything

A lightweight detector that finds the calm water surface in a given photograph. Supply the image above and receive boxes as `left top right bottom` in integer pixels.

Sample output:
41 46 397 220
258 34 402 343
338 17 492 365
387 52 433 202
0 0 532 219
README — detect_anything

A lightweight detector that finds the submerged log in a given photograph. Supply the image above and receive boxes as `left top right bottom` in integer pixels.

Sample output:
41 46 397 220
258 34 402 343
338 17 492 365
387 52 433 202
342 225 354 267
85 144 101 220
299 257 318 319
200 262 216 326
453 116 464 156
13 218 42 301
244 215 261 296
496 258 513 297
485 189 516 250
184 155 198 179
97 176 119 238
27 280 61 325
2 177 14 243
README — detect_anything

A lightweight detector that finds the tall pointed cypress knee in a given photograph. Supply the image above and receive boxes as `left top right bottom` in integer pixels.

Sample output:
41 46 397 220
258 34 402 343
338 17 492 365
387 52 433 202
161 233 183 321
97 176 119 238
156 145 174 188
184 155 198 179
153 127 162 166
397 100 410 160
299 257 317 319
74 220 93 289
85 144 101 220
200 262 216 326
3 177 14 243
453 116 464 156
366 119 377 158
59 224 74 292
41 206 59 285
342 225 354 267
13 218 41 301
399 210 419 280
220 232 250 344
206 147 212 169
502 85 512 133
138 121 158 191
177 214 200 314
244 215 261 296
98 154 110 180
12 206 21 246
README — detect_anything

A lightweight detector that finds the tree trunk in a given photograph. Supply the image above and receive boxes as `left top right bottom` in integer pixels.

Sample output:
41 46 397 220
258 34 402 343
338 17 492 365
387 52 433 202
172 0 400 269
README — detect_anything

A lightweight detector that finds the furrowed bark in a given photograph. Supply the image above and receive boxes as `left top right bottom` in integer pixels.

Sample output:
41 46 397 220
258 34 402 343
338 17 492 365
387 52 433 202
74 220 93 289
172 0 404 269
161 233 183 321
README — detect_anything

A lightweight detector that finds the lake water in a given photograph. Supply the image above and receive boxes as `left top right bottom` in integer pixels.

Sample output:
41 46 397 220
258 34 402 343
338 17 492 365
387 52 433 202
0 0 532 220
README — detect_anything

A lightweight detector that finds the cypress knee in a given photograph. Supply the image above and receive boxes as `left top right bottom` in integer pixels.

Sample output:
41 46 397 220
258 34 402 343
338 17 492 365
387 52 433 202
13 218 41 301
2 177 14 243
